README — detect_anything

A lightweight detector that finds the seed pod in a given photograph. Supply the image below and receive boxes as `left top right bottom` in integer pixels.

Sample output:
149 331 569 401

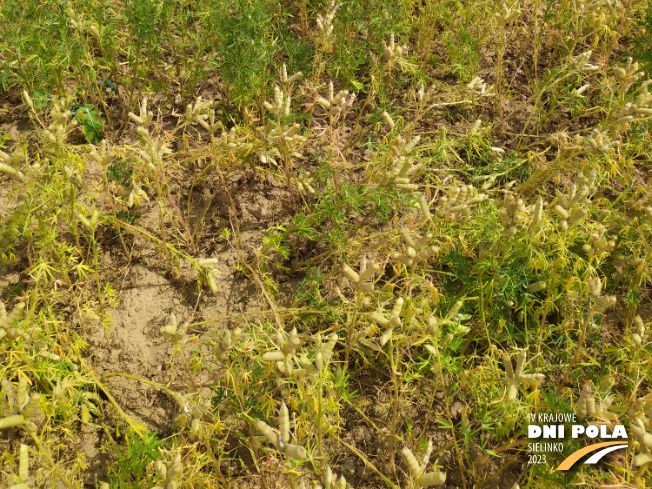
380 328 393 346
167 454 183 482
321 333 338 362
415 246 439 263
300 356 319 376
370 312 390 328
554 205 569 219
256 420 280 449
447 301 463 319
401 447 421 477
643 433 652 449
418 472 446 486
382 111 395 130
1 302 25 329
81 404 91 424
342 264 360 283
279 402 290 442
527 281 546 293
567 208 587 224
0 415 25 429
282 443 307 460
19 444 29 481
391 298 404 319
0 163 26 183
263 351 285 362
21 394 41 419
18 377 28 408
156 460 167 479
206 271 217 293
418 195 431 220
23 421 38 434
632 333 642 348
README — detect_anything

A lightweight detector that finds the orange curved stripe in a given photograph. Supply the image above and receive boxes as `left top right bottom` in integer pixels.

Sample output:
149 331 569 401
555 441 627 471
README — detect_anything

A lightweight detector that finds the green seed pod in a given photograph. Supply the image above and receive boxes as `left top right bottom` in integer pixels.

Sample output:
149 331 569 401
81 404 90 424
632 333 642 348
23 421 38 434
630 258 644 267
447 301 463 319
527 281 546 293
418 472 446 486
0 415 24 429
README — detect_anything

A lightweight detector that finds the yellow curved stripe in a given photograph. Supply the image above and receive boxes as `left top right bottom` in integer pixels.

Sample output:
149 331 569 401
555 441 627 471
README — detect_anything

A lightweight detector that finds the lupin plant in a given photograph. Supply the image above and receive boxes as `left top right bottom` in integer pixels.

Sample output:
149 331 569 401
502 350 545 402
401 439 446 487
1 1 652 487
256 401 308 460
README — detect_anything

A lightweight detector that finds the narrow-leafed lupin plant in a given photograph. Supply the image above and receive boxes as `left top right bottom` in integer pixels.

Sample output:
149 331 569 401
0 377 41 434
0 301 25 340
370 296 404 346
152 453 184 489
495 1 521 26
502 350 545 402
301 466 348 489
193 257 220 293
210 326 242 361
631 408 652 470
256 401 308 460
299 333 338 378
554 170 595 233
263 328 302 391
392 228 439 267
632 315 650 349
160 313 189 346
614 57 645 95
436 185 486 221
0 148 26 183
382 33 408 68
401 438 446 487
341 256 381 293
316 0 339 42
316 82 351 119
